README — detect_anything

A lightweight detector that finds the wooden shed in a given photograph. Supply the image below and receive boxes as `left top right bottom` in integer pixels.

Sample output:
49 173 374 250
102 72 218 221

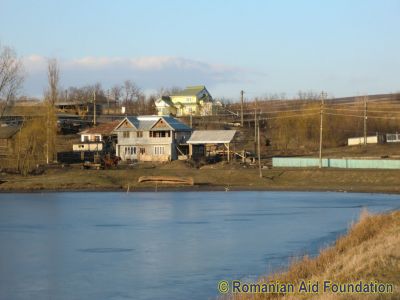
187 130 236 161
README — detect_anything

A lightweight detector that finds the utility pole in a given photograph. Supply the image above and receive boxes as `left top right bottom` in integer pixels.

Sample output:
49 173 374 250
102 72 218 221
254 108 257 152
107 89 110 115
364 95 368 146
257 118 262 178
319 91 325 168
46 105 49 164
240 90 244 127
93 91 97 126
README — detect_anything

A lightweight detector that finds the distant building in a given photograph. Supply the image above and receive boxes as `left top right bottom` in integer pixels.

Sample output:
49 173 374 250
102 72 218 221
347 135 385 146
0 124 21 157
113 116 192 162
155 85 215 116
386 133 400 143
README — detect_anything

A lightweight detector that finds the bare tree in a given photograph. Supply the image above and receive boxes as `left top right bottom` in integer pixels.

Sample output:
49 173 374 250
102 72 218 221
123 80 141 114
110 84 122 106
44 58 60 163
0 44 24 119
47 58 59 105
156 86 182 98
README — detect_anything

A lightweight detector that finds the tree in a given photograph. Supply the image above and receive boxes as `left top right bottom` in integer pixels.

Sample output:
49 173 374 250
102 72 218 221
44 58 60 163
122 80 141 114
47 58 59 105
0 44 24 119
110 84 122 108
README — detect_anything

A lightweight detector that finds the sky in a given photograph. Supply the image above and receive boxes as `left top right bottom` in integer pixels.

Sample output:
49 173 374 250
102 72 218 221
0 0 399 100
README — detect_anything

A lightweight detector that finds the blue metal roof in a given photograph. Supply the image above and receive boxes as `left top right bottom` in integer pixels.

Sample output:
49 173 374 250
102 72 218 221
115 116 191 131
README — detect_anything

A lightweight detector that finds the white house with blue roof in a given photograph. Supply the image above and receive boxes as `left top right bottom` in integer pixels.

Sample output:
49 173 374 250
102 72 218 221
113 116 192 162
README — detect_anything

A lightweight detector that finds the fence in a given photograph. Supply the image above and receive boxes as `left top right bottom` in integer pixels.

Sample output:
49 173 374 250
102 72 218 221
272 157 400 169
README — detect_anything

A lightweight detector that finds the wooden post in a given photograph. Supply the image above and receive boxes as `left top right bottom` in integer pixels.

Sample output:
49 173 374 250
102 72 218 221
257 120 262 178
240 90 244 127
93 91 97 126
364 95 368 146
227 143 230 162
319 92 325 168
189 143 193 159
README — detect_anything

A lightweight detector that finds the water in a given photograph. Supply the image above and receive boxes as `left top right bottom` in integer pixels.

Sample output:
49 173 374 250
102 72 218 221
0 191 399 300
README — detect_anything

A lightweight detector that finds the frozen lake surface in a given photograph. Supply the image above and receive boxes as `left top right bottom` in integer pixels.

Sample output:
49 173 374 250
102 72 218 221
0 191 399 300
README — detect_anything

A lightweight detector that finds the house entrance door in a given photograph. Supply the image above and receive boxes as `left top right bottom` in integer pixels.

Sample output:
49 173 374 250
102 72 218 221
122 146 137 160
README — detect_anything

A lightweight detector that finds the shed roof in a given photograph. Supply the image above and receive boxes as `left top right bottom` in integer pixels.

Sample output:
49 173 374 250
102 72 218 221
187 130 236 144
79 120 121 135
0 125 21 139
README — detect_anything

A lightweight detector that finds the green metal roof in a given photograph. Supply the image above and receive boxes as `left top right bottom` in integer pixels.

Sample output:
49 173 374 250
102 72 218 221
171 86 206 97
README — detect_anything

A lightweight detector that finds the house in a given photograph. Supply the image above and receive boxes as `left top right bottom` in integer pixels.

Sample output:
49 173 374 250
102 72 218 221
155 85 215 116
73 120 120 153
0 124 21 157
154 96 177 116
113 116 192 162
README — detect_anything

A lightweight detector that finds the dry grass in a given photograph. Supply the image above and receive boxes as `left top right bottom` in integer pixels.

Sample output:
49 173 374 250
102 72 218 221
223 210 400 300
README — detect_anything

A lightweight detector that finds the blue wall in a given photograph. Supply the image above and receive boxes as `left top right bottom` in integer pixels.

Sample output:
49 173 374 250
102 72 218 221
272 157 400 169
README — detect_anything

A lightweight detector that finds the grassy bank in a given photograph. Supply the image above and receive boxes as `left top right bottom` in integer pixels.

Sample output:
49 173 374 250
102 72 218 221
2 162 400 193
222 210 400 300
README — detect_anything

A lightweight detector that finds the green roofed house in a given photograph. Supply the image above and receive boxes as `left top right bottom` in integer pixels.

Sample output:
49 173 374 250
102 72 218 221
155 85 215 116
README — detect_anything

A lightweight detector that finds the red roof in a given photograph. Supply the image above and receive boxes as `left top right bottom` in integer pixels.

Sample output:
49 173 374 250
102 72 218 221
79 120 120 136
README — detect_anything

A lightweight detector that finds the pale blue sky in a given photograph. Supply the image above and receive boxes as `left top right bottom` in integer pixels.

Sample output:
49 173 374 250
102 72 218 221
1 0 399 99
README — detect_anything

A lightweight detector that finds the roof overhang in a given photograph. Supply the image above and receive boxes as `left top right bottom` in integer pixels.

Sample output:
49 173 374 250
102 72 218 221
187 130 236 144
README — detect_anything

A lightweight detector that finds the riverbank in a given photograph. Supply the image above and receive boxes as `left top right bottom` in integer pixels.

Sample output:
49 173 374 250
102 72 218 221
222 209 400 300
0 164 400 193
2 163 400 193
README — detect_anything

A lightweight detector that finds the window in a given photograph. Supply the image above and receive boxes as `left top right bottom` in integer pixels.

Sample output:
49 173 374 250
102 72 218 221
150 131 170 138
123 131 130 138
83 135 89 142
137 131 143 138
154 146 165 155
94 135 100 142
140 147 146 154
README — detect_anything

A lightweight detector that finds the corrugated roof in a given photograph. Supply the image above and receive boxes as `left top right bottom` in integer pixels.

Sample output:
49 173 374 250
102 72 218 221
79 120 121 135
187 130 236 144
161 116 191 131
0 125 21 139
115 116 191 131
171 86 205 97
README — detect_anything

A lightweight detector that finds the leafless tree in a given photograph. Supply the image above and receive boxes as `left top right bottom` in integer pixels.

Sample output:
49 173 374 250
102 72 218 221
110 84 122 105
123 80 141 114
0 44 24 119
46 58 59 105
156 86 182 98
